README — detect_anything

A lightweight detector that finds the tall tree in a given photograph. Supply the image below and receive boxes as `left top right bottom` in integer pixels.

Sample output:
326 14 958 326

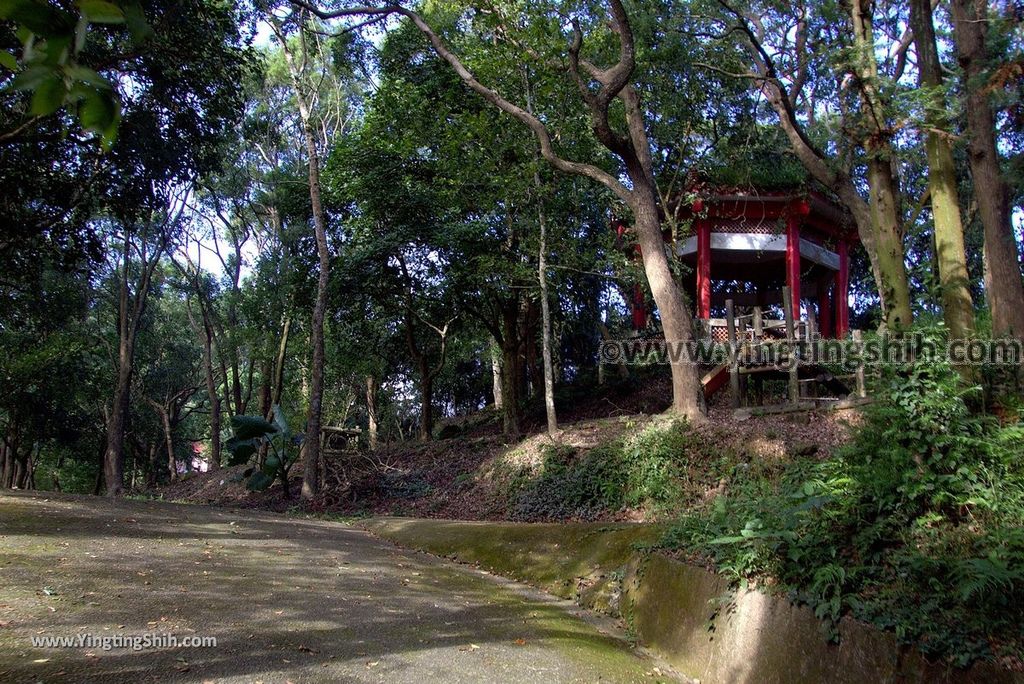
711 0 913 329
140 291 202 483
299 0 707 420
536 180 558 438
950 0 1024 339
270 10 360 497
909 0 974 340
103 199 184 495
848 0 913 329
399 254 454 441
177 251 225 470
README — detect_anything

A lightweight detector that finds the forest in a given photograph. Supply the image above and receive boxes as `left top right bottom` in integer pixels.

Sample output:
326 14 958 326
2 0 1024 679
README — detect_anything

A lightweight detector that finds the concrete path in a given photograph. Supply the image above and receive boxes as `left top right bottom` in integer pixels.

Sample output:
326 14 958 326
0 492 677 683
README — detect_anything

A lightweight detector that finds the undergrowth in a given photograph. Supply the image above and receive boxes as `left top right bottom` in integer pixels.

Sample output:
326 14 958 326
661 330 1024 667
510 419 726 521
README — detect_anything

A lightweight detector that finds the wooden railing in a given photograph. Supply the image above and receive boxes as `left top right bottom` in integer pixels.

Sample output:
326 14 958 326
701 286 867 411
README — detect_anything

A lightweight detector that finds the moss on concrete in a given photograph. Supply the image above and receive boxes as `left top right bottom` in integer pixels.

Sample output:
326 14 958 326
359 517 663 614
362 517 1024 684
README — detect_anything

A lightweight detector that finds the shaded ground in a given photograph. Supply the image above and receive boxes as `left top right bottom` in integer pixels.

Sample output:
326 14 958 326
0 492 680 683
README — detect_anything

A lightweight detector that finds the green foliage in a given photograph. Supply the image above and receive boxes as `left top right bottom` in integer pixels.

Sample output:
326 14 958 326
0 0 153 148
848 343 992 517
225 406 303 498
695 126 811 190
661 347 1024 665
511 420 702 521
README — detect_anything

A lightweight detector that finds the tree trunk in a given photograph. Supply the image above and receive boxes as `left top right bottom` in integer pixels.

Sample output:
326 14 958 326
500 306 523 437
864 156 914 329
259 355 273 420
52 453 64 493
950 0 1024 339
300 117 329 500
200 310 221 470
1 441 11 488
536 182 558 437
159 406 176 483
231 354 243 420
276 22 330 501
105 219 167 494
765 93 890 315
104 353 132 496
749 9 906 327
851 0 913 330
365 375 379 451
524 321 538 399
3 436 16 488
389 2 704 420
24 446 35 490
104 235 133 496
910 0 975 340
633 190 706 419
418 362 433 442
273 314 291 406
490 342 504 409
146 443 159 488
12 456 24 489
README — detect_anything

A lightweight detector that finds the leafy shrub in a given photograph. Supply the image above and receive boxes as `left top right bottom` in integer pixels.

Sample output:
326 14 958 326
848 343 994 518
511 420 705 521
662 346 1024 666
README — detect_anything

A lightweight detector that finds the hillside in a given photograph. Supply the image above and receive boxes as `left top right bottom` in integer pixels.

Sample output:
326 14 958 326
157 388 856 522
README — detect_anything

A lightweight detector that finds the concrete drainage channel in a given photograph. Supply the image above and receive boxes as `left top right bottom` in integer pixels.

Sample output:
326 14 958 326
358 518 1023 684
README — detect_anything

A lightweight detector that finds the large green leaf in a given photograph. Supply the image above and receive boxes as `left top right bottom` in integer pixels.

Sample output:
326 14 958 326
29 73 66 115
224 436 257 466
78 88 113 128
39 35 72 64
66 64 110 89
9 64 56 91
0 51 16 71
0 0 75 37
78 0 124 24
78 88 119 149
122 1 152 43
231 414 278 440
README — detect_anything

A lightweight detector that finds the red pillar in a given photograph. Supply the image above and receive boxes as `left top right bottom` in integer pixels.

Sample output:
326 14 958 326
785 215 801 318
818 278 833 338
835 240 850 337
696 218 711 319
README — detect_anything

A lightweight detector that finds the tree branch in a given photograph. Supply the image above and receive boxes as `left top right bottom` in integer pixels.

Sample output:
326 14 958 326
289 0 634 203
